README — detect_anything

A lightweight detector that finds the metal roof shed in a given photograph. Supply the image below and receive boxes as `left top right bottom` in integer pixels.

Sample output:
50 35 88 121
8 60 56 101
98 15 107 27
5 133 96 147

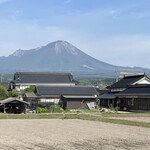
0 98 29 114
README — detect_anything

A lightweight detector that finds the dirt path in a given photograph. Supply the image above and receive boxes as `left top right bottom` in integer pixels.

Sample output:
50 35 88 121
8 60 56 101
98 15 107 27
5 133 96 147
0 119 150 150
110 117 150 123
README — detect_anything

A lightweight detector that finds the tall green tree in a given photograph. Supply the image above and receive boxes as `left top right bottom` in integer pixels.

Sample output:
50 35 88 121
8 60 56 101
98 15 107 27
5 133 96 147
9 91 18 97
23 86 35 97
24 86 35 93
0 86 9 100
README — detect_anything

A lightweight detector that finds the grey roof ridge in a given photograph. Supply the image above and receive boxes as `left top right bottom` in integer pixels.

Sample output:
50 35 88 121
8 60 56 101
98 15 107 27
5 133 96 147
0 98 29 105
117 93 150 96
128 84 150 87
15 82 76 84
129 75 146 85
35 85 97 88
35 85 99 95
15 72 72 75
109 75 145 89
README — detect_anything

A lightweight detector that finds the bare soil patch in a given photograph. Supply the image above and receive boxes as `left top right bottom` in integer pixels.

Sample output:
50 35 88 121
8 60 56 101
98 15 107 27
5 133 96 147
110 117 150 123
0 119 150 150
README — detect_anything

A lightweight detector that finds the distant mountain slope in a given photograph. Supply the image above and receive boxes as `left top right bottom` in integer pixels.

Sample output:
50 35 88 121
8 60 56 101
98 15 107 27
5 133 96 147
0 40 149 77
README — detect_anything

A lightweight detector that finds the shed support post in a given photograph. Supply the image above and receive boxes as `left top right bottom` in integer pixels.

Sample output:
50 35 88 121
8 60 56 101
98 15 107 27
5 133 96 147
4 104 6 113
112 100 114 107
108 99 110 107
24 105 26 114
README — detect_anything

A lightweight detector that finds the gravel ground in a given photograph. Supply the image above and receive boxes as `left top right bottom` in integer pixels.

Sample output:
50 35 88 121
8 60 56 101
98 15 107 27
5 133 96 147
0 119 150 150
110 117 150 123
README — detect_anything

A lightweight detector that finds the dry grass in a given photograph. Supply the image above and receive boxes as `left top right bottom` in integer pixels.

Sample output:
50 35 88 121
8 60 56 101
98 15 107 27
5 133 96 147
0 112 150 128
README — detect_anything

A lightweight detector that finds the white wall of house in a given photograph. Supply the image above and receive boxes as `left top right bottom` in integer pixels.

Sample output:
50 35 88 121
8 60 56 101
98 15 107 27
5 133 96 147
15 83 76 91
40 98 60 104
111 88 126 92
132 77 150 85
20 85 30 90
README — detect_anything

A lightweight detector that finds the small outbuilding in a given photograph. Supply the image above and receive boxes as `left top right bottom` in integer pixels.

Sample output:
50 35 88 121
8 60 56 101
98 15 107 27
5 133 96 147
0 98 29 114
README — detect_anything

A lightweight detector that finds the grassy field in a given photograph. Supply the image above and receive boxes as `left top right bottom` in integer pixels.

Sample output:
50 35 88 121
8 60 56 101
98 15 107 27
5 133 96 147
1 112 150 128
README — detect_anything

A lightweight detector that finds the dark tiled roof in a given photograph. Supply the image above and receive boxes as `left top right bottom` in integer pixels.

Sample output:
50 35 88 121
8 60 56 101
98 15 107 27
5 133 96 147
25 92 60 98
62 95 96 98
109 75 145 89
98 89 110 94
36 86 98 96
13 72 76 84
25 92 38 98
99 93 117 99
0 98 29 106
117 85 150 96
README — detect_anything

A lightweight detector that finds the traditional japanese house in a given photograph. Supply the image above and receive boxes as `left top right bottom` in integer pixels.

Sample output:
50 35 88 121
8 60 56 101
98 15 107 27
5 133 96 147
24 86 98 110
9 72 77 92
116 85 150 111
99 74 150 111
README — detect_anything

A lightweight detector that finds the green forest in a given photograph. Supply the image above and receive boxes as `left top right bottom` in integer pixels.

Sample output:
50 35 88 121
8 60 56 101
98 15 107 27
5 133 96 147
75 77 115 87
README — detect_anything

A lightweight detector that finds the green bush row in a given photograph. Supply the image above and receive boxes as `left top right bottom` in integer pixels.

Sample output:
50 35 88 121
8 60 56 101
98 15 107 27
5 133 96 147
36 105 64 113
109 104 120 112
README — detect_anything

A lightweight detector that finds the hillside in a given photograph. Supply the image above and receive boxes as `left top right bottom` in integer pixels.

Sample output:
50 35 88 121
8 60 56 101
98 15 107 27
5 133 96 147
0 40 149 77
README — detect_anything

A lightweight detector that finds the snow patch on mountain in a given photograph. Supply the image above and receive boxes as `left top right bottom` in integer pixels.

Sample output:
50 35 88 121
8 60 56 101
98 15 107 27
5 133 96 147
82 64 95 70
54 41 78 55
35 46 42 51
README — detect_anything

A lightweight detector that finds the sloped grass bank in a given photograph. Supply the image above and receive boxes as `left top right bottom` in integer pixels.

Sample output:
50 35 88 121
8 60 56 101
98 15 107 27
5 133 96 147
0 112 150 128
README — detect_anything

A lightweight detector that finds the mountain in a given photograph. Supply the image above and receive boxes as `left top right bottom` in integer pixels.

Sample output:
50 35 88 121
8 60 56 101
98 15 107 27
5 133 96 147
0 40 149 77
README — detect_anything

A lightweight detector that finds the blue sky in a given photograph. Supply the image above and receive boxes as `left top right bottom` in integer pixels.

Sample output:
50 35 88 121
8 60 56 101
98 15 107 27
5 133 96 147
0 0 150 68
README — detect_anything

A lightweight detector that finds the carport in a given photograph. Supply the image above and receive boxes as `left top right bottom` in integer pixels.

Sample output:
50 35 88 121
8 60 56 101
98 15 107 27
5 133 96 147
0 98 29 114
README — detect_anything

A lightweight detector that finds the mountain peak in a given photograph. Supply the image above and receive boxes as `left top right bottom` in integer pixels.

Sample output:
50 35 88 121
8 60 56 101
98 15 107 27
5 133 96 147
54 40 66 43
46 40 78 55
0 40 147 77
11 49 25 57
47 40 68 46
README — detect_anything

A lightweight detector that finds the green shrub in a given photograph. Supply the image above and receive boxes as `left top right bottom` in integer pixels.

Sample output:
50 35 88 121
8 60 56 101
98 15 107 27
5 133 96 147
109 104 114 111
109 104 120 112
36 105 64 113
23 86 35 96
114 106 120 112
49 105 63 113
36 107 48 113
0 86 9 100
9 91 18 97
65 107 70 113
36 107 42 113
24 86 35 93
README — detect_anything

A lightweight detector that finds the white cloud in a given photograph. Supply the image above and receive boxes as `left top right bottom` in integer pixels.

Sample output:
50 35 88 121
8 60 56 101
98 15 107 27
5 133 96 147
0 0 9 4
12 10 23 20
64 0 72 4
0 20 72 56
0 19 150 69
109 10 117 15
